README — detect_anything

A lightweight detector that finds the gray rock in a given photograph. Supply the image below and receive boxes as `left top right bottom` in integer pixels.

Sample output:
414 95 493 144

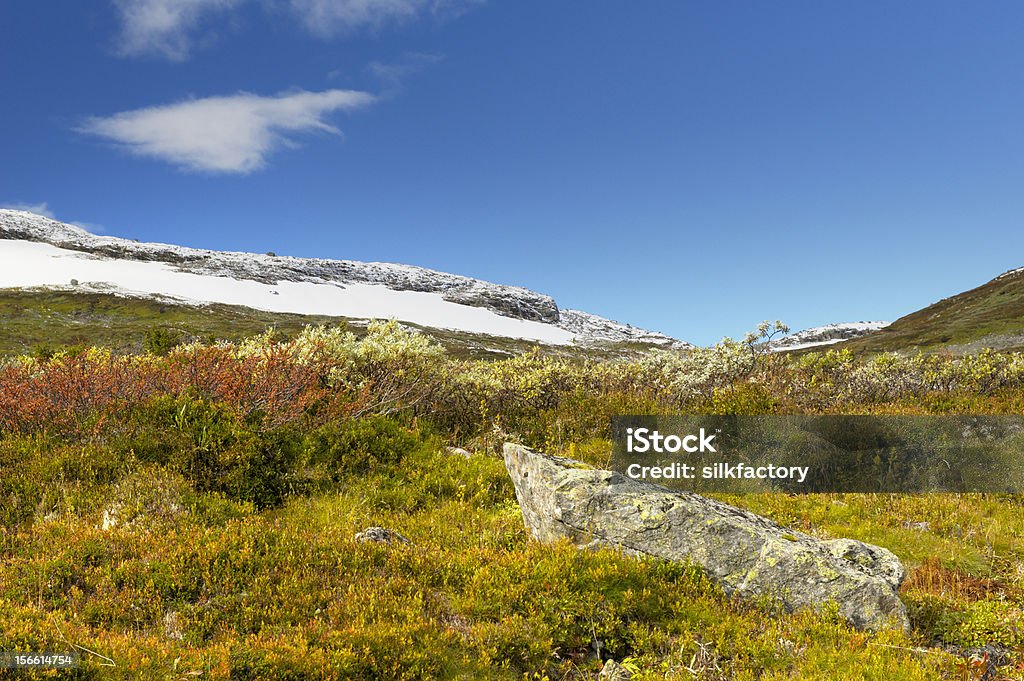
901 520 931 532
445 446 473 459
945 644 1012 677
503 443 909 631
355 526 412 545
598 659 632 680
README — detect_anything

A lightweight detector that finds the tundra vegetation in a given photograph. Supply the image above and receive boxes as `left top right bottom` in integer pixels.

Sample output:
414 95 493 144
2 320 1024 679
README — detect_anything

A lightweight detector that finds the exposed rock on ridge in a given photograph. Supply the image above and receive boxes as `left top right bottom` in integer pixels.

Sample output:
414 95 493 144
0 209 685 347
771 321 890 352
503 443 909 631
0 210 559 323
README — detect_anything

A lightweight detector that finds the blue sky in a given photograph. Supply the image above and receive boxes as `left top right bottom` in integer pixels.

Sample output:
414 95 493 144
3 1 1024 345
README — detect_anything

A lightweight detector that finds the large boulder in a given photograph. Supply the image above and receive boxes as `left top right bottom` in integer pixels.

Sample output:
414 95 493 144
503 443 909 631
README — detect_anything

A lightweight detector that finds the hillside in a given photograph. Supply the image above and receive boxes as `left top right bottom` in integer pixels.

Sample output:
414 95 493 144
838 268 1024 354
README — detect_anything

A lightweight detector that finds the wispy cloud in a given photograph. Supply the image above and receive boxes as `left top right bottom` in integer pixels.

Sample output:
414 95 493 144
78 89 376 174
0 202 55 218
367 52 443 95
289 0 479 37
112 0 244 61
111 0 483 60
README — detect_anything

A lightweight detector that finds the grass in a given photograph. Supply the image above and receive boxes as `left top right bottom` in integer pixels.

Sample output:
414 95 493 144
2 319 1024 677
0 289 663 361
0 289 342 356
0 438 980 680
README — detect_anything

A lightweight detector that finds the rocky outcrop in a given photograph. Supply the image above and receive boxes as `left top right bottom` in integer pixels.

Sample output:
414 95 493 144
503 443 909 631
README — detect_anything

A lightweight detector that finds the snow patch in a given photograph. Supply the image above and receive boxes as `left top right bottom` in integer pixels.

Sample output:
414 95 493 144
0 240 576 344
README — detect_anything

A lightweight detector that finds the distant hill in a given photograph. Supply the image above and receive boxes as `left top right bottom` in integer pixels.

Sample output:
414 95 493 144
771 321 889 353
838 268 1024 354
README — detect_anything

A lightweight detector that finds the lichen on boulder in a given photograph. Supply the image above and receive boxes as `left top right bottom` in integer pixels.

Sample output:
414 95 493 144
503 443 909 631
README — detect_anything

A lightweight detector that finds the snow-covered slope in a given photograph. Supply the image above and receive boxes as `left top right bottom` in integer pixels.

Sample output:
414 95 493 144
770 321 889 352
0 210 685 348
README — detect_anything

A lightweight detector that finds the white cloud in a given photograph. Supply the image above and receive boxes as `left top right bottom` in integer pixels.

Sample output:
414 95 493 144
111 0 483 60
112 0 244 61
78 89 376 174
290 0 481 36
0 202 55 218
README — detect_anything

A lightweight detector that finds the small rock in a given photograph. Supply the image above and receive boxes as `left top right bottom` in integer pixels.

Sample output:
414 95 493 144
355 527 412 545
445 446 473 459
901 520 931 532
943 643 1012 678
599 659 632 681
777 638 797 654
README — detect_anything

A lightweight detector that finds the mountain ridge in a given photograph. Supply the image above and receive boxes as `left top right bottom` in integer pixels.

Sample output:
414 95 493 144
0 210 686 349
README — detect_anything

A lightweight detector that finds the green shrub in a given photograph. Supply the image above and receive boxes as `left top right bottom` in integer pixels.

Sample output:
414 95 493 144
305 415 422 480
143 327 183 355
215 427 302 509
120 396 301 509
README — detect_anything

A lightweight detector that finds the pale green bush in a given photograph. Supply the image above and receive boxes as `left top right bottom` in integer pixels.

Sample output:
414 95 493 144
638 321 787 402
